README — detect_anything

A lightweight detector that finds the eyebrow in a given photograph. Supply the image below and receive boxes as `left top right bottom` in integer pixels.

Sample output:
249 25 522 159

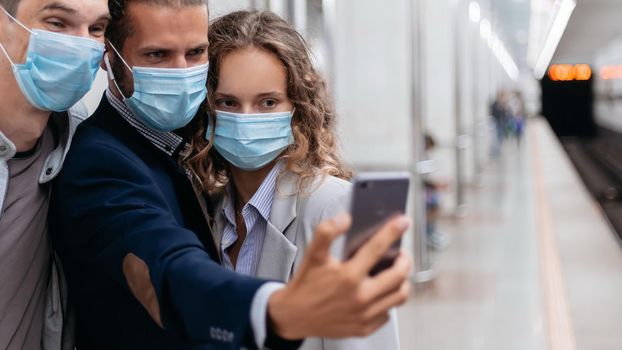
256 91 286 98
194 42 210 48
213 92 237 99
38 2 111 22
138 46 170 53
137 42 209 53
214 91 286 98
38 2 78 15
98 14 112 22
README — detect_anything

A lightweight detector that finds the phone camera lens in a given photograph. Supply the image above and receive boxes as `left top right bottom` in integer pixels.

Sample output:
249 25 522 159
360 182 374 189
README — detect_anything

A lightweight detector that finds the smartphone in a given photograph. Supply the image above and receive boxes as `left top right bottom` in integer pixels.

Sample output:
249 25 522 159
343 172 410 276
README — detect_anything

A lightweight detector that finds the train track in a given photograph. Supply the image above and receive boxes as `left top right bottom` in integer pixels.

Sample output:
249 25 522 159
561 127 622 243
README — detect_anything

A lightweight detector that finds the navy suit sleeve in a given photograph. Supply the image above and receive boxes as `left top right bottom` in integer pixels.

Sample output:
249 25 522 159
52 138 266 349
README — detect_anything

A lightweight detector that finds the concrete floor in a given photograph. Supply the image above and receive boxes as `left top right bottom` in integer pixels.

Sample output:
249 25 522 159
397 119 622 350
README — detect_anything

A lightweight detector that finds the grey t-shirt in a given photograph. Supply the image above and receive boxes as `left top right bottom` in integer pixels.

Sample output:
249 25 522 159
0 127 54 350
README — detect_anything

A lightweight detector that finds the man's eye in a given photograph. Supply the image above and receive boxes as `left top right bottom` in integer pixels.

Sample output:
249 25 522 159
89 24 106 36
46 20 65 29
147 52 164 59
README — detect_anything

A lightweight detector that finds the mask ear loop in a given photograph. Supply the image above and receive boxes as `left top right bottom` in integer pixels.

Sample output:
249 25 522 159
0 6 33 65
0 42 14 65
104 40 135 100
106 40 132 73
104 52 129 100
0 6 33 33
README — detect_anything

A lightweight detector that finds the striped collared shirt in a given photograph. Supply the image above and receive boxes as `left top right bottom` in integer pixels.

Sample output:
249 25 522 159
221 162 283 276
106 89 185 157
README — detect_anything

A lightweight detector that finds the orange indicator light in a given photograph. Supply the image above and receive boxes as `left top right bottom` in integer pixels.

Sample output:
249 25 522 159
600 65 622 80
548 64 592 81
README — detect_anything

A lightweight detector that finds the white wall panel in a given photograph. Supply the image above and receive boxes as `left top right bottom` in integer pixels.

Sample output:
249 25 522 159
332 0 412 169
81 71 108 115
594 38 622 133
420 0 458 211
209 0 253 18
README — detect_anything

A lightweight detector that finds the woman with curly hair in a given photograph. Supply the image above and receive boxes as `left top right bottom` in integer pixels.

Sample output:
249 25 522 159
185 9 399 350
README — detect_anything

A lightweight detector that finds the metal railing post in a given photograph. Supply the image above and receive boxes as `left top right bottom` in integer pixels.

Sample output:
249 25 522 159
409 0 435 283
454 0 467 215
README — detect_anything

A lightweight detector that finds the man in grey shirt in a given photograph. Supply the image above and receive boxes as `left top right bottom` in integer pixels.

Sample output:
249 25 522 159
0 127 54 350
0 0 110 348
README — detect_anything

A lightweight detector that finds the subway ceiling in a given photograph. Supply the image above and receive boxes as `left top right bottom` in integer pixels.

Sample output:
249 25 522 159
490 0 622 74
490 0 532 71
553 0 622 64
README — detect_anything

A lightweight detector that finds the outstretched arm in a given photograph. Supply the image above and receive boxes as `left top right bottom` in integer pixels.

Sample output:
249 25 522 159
51 141 267 349
268 214 412 340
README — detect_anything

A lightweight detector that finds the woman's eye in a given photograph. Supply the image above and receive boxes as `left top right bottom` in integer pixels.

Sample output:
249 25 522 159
262 99 278 108
216 99 236 108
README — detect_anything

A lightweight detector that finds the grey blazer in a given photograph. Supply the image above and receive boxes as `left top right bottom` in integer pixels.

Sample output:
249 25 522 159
212 171 400 350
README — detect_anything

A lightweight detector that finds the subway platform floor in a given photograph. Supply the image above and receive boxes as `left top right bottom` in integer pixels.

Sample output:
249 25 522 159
397 119 622 350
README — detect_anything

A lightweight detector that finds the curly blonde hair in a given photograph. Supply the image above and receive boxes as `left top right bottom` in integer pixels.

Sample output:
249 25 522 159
185 10 351 194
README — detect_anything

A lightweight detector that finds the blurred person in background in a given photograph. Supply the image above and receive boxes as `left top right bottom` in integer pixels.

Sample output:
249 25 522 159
0 0 109 348
490 89 509 157
50 1 412 349
187 10 401 350
508 90 526 146
423 133 450 250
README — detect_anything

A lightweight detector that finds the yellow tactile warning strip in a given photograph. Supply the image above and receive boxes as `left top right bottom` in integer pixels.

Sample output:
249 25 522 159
529 121 577 350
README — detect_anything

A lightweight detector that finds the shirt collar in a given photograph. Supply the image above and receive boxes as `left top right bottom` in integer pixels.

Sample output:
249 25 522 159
0 130 16 160
222 160 284 224
0 111 68 162
106 89 184 157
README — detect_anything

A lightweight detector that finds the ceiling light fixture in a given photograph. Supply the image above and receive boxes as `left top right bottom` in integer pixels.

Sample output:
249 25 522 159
480 18 491 39
469 1 481 23
477 16 519 81
533 0 577 79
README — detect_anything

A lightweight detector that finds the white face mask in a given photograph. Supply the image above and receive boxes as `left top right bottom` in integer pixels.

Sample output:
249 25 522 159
0 6 105 111
206 110 295 171
104 42 209 132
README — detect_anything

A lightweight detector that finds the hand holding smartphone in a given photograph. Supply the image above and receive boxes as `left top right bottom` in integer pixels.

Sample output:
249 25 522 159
343 172 411 276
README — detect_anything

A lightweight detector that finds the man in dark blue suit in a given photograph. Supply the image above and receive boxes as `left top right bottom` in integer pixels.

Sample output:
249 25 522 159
49 0 412 349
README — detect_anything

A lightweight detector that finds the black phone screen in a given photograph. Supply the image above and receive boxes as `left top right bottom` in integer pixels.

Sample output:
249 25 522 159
344 173 410 275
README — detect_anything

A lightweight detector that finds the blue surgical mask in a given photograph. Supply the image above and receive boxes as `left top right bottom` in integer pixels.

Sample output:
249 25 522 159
0 7 104 112
206 110 295 171
104 42 208 132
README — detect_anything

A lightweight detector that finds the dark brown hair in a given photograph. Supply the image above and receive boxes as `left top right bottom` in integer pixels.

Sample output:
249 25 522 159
186 10 351 194
106 0 208 51
104 0 208 100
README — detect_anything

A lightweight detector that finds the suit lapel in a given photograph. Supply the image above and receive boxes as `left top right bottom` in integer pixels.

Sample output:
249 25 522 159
211 197 226 261
255 222 298 281
89 96 220 262
255 172 300 281
171 171 221 263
